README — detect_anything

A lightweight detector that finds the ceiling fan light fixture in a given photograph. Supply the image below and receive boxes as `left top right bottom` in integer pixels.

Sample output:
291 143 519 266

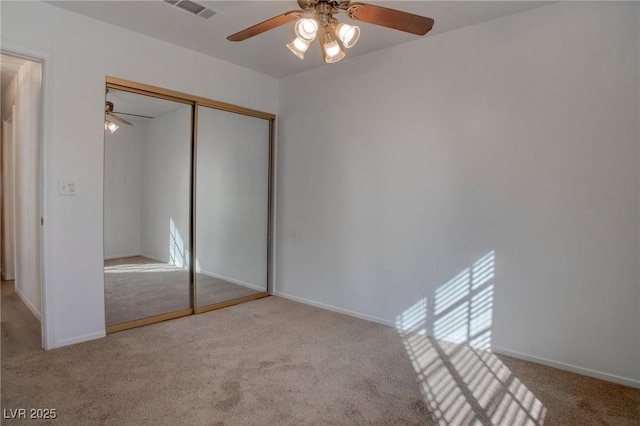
287 36 311 59
334 22 360 48
320 29 345 64
294 18 318 41
105 120 119 134
226 1 435 65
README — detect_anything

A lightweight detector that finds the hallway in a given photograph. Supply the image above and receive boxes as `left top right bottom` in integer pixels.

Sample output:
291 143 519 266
1 279 41 360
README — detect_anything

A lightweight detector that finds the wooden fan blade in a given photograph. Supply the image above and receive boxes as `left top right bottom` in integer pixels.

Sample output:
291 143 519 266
227 10 302 42
107 113 133 126
114 111 154 119
349 3 434 36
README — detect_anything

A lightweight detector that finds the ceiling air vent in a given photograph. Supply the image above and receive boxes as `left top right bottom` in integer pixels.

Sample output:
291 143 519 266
198 9 216 19
163 0 217 20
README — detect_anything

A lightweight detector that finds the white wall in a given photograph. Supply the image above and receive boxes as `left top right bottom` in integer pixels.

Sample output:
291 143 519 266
13 60 42 320
105 105 192 267
104 123 143 259
1 77 17 280
3 0 637 387
196 107 270 289
106 106 192 266
1 1 278 347
140 107 192 267
277 2 640 386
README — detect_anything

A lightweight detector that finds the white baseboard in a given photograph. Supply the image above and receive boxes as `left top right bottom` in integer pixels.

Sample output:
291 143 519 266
492 346 640 389
275 291 640 389
104 253 142 261
15 286 41 321
199 269 265 292
139 253 169 264
106 253 171 264
55 331 106 349
275 291 396 328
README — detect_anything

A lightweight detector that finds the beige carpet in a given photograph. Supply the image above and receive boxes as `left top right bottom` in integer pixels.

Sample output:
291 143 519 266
105 256 261 325
2 297 639 425
1 281 41 360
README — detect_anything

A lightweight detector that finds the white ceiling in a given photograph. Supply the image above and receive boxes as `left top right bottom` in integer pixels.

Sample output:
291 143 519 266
48 1 554 78
107 88 189 122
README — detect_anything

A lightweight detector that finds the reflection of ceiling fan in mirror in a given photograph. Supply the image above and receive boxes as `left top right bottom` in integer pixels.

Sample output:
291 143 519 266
104 89 154 133
227 0 434 63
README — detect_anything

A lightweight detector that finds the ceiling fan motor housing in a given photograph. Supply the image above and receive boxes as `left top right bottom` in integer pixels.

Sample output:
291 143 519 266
299 0 351 14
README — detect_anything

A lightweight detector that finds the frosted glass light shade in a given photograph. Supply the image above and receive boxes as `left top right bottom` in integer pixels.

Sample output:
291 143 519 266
105 120 119 133
287 37 311 59
295 18 318 42
321 31 345 64
335 22 360 48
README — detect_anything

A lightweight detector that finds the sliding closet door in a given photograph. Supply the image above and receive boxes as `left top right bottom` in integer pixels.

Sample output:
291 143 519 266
195 106 270 310
104 88 193 330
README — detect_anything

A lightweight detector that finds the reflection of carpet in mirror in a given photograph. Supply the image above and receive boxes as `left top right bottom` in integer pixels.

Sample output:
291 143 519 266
104 256 262 326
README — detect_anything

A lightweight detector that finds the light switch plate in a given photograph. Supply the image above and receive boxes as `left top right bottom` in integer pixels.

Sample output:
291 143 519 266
58 180 76 196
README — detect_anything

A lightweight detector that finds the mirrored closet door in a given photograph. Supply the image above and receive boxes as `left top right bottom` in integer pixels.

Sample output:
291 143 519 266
195 106 270 311
104 78 273 332
104 88 193 330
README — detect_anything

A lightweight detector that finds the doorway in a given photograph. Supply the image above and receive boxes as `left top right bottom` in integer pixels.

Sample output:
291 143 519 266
0 51 44 357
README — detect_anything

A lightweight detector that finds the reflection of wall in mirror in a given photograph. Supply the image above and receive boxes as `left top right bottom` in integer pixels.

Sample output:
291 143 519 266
104 123 143 259
196 107 269 290
104 106 192 268
104 104 270 289
139 107 191 267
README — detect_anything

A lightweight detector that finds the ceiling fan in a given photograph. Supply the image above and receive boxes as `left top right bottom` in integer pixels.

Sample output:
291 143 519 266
227 0 434 63
105 89 154 133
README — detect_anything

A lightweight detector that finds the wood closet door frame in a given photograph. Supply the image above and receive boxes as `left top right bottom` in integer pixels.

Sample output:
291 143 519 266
105 77 275 333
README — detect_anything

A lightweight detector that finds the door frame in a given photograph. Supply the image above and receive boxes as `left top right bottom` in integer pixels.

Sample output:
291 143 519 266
1 41 54 350
2 113 16 281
